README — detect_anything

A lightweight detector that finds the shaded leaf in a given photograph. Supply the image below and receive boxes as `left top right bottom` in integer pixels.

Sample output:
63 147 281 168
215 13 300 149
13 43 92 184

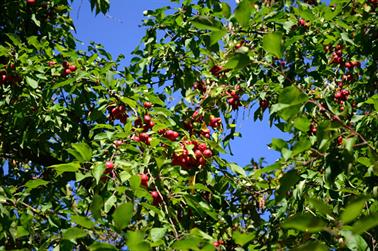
282 214 326 232
112 202 133 230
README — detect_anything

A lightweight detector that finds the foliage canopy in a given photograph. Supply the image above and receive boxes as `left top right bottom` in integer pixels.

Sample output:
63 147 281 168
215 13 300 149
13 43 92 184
0 0 377 250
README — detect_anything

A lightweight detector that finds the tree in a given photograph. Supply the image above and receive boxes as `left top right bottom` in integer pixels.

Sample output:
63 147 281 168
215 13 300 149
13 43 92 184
0 0 377 250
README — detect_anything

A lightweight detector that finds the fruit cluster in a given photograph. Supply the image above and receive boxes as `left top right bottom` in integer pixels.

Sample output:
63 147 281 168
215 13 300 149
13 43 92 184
0 64 20 85
61 61 77 76
158 129 180 141
107 104 128 124
226 89 242 110
172 140 212 170
139 173 163 205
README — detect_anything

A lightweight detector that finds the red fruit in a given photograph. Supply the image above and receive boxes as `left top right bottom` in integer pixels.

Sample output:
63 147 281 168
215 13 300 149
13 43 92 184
150 191 162 205
351 61 360 68
335 44 343 50
48 61 56 66
235 41 244 49
337 136 343 145
26 0 36 5
209 116 222 128
194 150 202 158
259 99 269 110
105 161 114 169
339 106 345 111
144 101 152 109
210 65 223 76
335 49 343 57
139 133 149 142
62 61 69 69
114 140 123 147
310 124 317 134
69 65 77 71
298 18 306 26
198 143 207 152
213 241 220 247
198 157 206 166
63 68 71 76
165 130 179 141
334 91 342 99
144 114 151 123
341 89 349 97
203 149 213 158
345 62 352 69
227 97 235 105
118 105 126 113
140 173 149 187
132 135 140 142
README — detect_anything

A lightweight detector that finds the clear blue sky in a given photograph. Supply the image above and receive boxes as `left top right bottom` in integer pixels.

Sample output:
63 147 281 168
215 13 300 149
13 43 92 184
71 0 288 167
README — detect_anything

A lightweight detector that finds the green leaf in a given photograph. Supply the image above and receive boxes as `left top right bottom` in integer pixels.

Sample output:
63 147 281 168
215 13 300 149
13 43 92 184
120 97 137 109
112 202 133 230
15 226 29 239
221 3 231 18
308 198 332 217
150 227 167 242
224 53 250 70
26 77 38 89
92 162 105 185
275 170 300 202
129 175 141 191
71 215 95 229
191 16 224 31
340 198 367 224
292 241 328 251
232 231 255 246
90 194 103 220
24 179 49 190
294 117 311 132
173 237 202 250
104 194 117 213
270 138 287 151
71 143 92 162
340 230 368 251
229 162 246 176
263 32 282 58
48 162 80 175
351 212 378 234
89 242 118 251
282 214 326 232
292 138 312 156
127 231 150 251
62 227 87 242
271 86 308 121
209 30 227 46
234 0 252 27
